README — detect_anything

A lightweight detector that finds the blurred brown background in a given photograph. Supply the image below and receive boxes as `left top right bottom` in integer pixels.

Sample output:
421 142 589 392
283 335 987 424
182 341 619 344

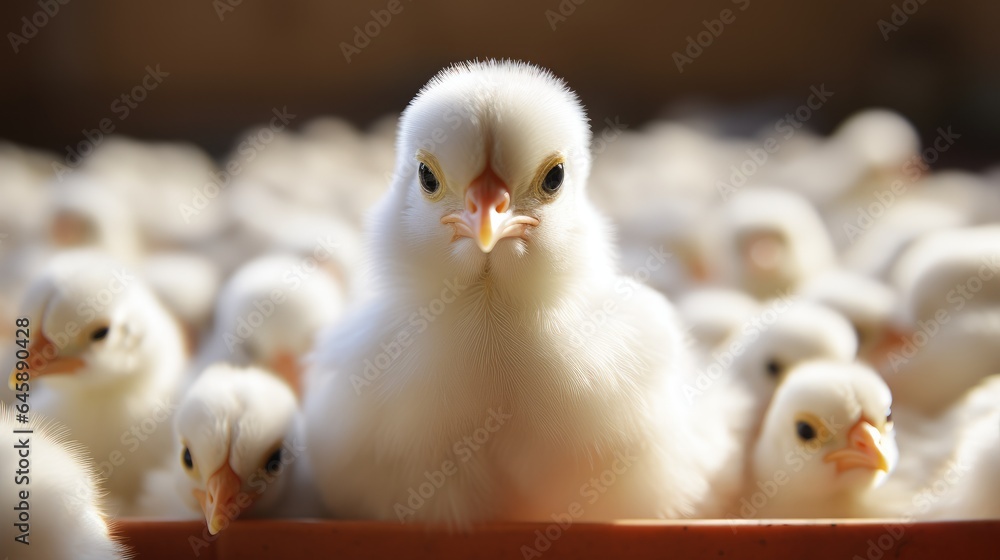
1 0 998 166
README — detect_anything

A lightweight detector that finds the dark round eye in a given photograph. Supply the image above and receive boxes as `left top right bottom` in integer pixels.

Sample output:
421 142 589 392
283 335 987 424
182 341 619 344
796 420 817 441
541 163 564 194
182 447 194 470
765 359 782 378
91 326 110 341
265 448 283 475
418 162 440 195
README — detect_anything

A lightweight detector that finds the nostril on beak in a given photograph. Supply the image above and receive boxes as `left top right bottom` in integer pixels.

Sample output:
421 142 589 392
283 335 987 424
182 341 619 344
496 193 510 213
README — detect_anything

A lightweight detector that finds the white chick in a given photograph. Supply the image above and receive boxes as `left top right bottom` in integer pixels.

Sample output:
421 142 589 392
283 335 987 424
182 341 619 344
873 375 1000 520
797 270 897 362
7 250 187 510
906 375 999 520
721 300 858 427
874 226 1000 413
741 361 897 519
839 171 998 281
761 109 919 225
166 364 318 534
305 60 714 524
196 254 345 393
1 404 130 559
700 300 859 501
702 187 836 300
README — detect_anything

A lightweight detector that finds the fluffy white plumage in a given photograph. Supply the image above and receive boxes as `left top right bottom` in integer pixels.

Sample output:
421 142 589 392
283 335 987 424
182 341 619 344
676 287 759 354
875 225 1000 412
1 403 130 559
925 375 1000 519
157 364 320 534
304 60 719 524
797 270 896 361
195 254 346 393
742 361 897 519
8 250 187 510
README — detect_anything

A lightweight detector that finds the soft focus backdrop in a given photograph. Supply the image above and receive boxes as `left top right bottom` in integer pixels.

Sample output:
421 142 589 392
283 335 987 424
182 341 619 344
2 0 999 166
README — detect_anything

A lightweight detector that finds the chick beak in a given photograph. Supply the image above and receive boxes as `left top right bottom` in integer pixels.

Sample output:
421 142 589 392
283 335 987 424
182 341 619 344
465 167 513 253
823 418 890 474
270 350 301 396
8 331 85 390
195 463 243 535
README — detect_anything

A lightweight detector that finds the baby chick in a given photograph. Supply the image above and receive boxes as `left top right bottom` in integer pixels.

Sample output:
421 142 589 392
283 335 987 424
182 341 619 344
168 364 318 534
8 250 187 510
305 61 714 524
741 361 897 519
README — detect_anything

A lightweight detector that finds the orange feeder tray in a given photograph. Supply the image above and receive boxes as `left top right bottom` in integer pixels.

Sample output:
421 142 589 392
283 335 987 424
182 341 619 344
117 519 999 559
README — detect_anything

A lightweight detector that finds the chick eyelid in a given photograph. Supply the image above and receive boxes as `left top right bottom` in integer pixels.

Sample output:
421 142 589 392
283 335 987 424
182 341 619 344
532 153 566 199
415 149 447 200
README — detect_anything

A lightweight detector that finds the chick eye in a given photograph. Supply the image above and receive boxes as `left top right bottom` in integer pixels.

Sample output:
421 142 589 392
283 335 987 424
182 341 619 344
182 447 194 470
418 162 440 195
541 163 564 194
90 326 110 341
765 359 783 378
796 420 817 441
265 448 283 475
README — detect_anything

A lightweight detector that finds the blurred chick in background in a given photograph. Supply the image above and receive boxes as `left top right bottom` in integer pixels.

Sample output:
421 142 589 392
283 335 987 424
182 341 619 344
8 250 187 512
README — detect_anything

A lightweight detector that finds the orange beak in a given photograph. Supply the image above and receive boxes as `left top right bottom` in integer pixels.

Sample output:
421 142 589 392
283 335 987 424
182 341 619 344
441 166 538 253
192 463 243 535
270 350 301 396
8 332 85 390
823 418 890 474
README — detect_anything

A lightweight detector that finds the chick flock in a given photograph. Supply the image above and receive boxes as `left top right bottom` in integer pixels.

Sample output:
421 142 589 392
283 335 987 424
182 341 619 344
1 60 999 558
